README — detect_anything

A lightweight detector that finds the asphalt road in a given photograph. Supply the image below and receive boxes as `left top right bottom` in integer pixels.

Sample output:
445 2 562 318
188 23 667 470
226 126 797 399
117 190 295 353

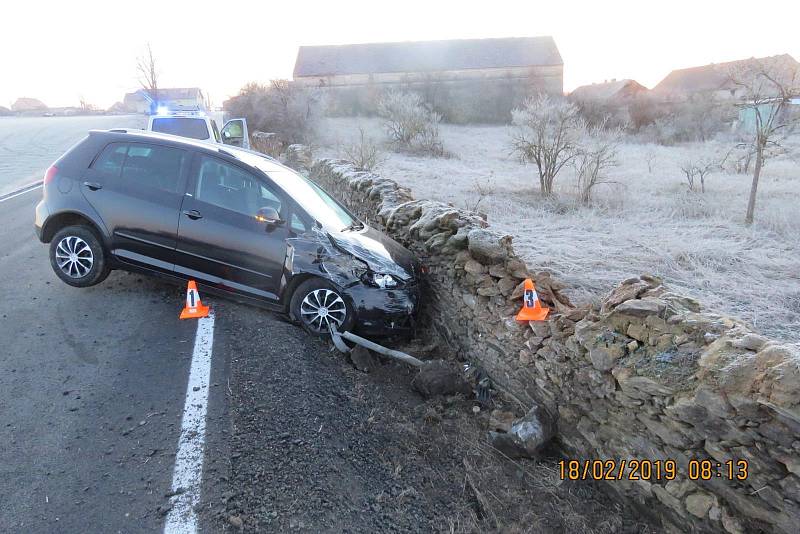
0 187 230 532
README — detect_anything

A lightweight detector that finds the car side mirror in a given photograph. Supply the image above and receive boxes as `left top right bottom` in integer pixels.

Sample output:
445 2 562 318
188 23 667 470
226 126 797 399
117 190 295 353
255 207 283 229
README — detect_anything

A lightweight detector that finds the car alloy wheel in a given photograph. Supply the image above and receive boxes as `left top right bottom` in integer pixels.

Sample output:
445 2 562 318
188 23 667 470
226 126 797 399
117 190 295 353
55 236 94 278
300 288 348 333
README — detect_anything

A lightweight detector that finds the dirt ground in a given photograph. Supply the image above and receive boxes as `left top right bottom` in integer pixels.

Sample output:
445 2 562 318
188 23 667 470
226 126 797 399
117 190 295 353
202 307 658 533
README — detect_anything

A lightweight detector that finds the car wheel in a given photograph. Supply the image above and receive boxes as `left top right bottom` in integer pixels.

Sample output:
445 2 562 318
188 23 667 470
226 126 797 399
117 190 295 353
290 278 355 336
49 225 110 287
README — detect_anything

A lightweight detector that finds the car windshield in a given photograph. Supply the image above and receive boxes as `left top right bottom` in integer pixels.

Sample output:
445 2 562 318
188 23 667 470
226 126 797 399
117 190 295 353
244 155 358 231
151 118 209 140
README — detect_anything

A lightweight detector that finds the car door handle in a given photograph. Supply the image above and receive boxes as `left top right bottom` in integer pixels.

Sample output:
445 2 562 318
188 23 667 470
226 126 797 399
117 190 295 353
182 209 203 220
83 181 103 191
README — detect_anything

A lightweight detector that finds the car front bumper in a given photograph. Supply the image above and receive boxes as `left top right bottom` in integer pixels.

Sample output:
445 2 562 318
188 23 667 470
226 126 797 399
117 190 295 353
346 282 419 337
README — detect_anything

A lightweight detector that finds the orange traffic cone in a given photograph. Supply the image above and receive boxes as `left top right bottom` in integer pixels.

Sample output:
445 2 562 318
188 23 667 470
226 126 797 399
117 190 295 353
180 280 210 320
515 278 549 322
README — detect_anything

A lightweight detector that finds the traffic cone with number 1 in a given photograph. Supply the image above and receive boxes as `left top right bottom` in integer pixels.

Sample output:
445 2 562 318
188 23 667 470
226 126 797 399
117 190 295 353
180 280 210 319
515 278 549 322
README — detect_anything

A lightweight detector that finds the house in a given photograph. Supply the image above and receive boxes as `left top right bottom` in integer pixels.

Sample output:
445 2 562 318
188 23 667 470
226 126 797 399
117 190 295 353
569 79 648 102
11 97 48 112
123 88 206 113
293 36 563 122
652 54 799 101
293 36 563 93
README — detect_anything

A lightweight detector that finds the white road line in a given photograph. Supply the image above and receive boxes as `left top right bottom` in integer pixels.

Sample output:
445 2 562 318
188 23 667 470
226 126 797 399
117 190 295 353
164 312 215 534
0 182 42 203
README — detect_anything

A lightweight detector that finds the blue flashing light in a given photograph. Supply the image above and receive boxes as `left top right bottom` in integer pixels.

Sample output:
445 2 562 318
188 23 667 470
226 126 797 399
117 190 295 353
156 105 169 116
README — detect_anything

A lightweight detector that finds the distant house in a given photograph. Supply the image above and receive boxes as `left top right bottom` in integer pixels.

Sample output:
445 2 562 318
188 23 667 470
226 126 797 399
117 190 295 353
123 88 206 113
294 36 563 93
12 97 48 112
293 36 563 122
0 105 12 116
652 54 799 101
569 79 648 102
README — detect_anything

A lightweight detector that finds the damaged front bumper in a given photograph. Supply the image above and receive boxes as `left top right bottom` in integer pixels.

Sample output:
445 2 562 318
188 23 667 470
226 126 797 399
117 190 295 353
344 281 419 337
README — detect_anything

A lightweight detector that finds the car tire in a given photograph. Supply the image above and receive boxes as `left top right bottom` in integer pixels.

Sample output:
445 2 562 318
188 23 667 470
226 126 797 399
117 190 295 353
49 225 110 287
290 278 355 336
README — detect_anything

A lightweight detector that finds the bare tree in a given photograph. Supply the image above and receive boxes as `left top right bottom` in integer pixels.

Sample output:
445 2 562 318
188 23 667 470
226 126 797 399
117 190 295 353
137 43 159 106
679 156 717 193
729 58 799 223
574 123 622 203
464 173 495 213
342 127 387 171
510 95 584 195
645 149 657 173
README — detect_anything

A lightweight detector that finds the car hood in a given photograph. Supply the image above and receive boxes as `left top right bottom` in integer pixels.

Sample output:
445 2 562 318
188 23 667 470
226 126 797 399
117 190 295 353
328 226 417 282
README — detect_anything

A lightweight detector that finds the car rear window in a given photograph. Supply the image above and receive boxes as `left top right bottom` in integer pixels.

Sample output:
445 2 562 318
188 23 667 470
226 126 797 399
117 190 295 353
151 118 210 140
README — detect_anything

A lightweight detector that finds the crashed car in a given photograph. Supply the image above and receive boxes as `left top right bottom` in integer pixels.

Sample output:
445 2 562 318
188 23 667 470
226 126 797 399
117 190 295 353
34 129 420 336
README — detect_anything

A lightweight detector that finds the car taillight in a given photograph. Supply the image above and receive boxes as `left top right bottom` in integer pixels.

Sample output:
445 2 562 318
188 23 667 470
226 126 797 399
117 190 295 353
43 165 58 185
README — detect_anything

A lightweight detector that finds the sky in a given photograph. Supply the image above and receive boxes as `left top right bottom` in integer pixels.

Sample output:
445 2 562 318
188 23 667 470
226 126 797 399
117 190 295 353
2 0 799 109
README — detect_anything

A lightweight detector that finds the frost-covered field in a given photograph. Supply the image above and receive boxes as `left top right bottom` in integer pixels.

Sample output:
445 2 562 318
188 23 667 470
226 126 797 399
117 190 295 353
0 115 146 195
317 117 800 343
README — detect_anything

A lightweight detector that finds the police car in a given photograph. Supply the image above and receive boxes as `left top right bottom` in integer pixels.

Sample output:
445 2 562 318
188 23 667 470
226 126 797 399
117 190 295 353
146 106 250 150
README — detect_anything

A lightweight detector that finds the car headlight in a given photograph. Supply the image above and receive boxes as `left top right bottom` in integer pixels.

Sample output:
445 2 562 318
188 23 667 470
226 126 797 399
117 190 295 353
364 272 400 289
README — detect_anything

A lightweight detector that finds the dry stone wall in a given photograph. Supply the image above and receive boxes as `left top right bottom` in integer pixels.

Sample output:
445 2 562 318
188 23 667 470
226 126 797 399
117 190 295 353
283 145 800 534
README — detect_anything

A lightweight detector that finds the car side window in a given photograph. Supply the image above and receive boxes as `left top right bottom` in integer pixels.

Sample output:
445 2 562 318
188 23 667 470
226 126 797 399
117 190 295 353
92 143 128 177
93 142 186 193
290 212 309 233
195 155 283 217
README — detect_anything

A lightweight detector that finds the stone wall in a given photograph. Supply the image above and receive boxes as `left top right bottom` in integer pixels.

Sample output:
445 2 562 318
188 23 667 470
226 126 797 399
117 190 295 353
283 146 800 534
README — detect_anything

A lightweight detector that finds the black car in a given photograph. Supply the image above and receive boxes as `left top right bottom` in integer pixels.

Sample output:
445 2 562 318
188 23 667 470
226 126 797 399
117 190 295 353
35 129 420 336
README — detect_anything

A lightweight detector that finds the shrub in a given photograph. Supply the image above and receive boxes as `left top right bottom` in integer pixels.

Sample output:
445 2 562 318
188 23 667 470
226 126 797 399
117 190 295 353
224 80 322 147
679 155 717 193
342 127 387 171
573 124 623 204
377 90 444 156
510 94 585 195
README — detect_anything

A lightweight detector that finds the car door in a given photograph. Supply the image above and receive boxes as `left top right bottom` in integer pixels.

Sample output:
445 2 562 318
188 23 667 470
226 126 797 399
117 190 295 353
80 141 189 272
174 153 288 300
220 118 250 149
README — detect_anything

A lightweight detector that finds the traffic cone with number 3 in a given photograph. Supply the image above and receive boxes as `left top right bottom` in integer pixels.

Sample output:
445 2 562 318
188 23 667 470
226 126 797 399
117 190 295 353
180 280 210 319
515 278 549 321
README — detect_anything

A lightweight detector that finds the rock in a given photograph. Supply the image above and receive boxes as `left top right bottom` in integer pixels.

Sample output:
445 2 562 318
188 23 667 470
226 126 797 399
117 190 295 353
721 506 745 534
476 286 500 297
488 264 508 278
505 258 529 278
487 404 554 459
228 515 244 529
627 322 648 342
467 229 510 265
685 492 714 518
615 298 668 317
412 360 472 398
732 333 768 352
627 340 639 353
488 410 515 433
510 281 525 300
601 280 653 313
589 344 624 371
463 259 486 274
349 345 376 373
613 369 674 397
497 277 518 296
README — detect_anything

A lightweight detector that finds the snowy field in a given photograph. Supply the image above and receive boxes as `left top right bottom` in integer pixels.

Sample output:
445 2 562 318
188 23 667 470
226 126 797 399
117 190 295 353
0 115 146 195
317 117 800 343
